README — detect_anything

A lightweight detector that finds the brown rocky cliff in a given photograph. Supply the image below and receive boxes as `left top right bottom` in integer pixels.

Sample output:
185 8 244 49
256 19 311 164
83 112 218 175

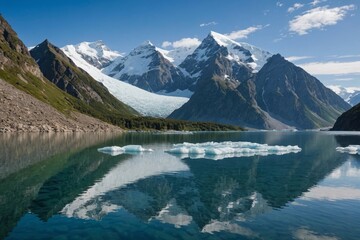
0 78 121 132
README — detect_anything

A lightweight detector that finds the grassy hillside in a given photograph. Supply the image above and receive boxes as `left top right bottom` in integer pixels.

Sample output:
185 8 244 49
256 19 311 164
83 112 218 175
0 15 243 131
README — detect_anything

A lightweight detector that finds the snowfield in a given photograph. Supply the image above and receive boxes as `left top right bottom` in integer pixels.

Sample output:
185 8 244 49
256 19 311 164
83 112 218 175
62 45 189 117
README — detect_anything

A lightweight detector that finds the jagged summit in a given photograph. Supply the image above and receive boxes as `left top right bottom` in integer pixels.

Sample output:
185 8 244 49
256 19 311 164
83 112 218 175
208 31 239 46
169 33 350 129
102 40 190 93
64 40 122 69
140 40 154 47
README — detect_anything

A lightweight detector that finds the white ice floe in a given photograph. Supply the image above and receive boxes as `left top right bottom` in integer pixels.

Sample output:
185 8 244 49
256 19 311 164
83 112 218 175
166 141 301 160
98 145 153 156
336 145 360 155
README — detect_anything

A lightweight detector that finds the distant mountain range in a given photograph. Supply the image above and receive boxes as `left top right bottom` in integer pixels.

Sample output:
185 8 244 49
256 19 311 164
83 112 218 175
69 31 349 130
0 14 355 131
0 15 239 132
29 39 136 116
76 33 350 129
102 41 192 93
328 85 360 106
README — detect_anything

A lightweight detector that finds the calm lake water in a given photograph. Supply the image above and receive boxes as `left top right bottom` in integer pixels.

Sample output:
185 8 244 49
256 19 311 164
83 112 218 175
1 131 360 240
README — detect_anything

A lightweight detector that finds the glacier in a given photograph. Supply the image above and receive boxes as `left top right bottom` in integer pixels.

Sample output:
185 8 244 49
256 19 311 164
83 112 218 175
166 141 302 160
62 44 189 117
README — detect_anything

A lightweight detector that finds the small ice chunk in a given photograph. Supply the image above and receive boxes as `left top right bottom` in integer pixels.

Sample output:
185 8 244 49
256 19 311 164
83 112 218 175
165 141 301 160
98 145 153 156
336 145 360 155
122 145 153 152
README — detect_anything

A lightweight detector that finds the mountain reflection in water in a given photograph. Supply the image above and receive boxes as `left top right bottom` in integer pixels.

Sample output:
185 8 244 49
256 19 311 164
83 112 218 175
1 131 360 240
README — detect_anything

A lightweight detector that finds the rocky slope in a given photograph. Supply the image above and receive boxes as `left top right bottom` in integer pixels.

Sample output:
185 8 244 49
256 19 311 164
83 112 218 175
254 54 349 129
30 40 136 117
170 32 350 129
169 40 277 129
332 103 360 131
0 15 127 132
0 78 120 132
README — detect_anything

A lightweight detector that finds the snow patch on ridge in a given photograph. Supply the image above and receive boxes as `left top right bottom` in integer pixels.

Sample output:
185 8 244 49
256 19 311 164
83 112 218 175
156 46 197 66
166 141 301 160
209 31 272 72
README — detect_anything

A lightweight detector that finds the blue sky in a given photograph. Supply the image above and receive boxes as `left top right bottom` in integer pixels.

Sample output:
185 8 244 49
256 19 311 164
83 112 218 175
1 0 359 88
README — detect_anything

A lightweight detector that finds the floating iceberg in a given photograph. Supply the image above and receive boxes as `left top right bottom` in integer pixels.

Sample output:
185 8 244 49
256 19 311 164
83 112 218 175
336 145 360 155
166 141 301 160
97 145 153 156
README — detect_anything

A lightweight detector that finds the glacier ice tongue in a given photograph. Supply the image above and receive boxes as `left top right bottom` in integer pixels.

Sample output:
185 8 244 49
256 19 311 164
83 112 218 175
165 141 301 160
98 145 153 156
61 44 189 118
336 145 360 154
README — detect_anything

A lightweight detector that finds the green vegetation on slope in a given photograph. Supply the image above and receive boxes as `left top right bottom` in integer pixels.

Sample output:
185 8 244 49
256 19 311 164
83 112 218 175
0 15 242 131
30 40 137 116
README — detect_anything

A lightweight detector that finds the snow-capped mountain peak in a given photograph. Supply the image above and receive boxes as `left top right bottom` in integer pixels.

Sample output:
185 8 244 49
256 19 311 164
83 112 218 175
328 85 360 106
206 31 272 72
102 41 191 93
72 40 122 69
103 41 158 78
61 44 189 117
140 40 154 47
209 31 239 47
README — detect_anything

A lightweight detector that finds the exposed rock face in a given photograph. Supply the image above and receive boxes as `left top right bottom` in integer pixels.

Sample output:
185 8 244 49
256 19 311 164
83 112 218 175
103 42 191 93
30 40 136 116
332 103 360 131
0 15 42 78
0 15 134 132
169 45 275 129
0 78 121 133
169 33 350 129
254 54 350 129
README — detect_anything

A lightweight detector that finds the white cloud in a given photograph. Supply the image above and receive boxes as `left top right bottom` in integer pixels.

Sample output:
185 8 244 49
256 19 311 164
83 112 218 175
286 56 313 62
299 61 360 75
276 2 283 7
336 54 360 59
288 3 304 13
161 41 172 48
289 5 355 35
161 38 201 49
335 77 354 81
225 25 266 40
311 0 327 6
200 21 217 27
